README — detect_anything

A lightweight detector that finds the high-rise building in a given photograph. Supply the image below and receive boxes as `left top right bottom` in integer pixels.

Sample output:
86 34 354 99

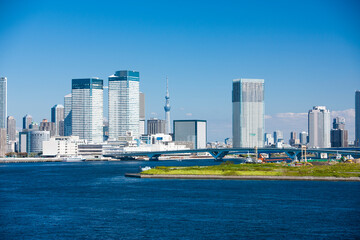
273 130 283 143
173 120 207 149
64 94 72 136
139 92 145 135
108 70 139 139
299 131 308 145
0 77 7 129
289 131 299 146
164 77 171 134
72 78 103 143
51 104 64 136
39 119 56 137
356 90 360 146
264 133 274 146
23 114 32 130
232 79 264 148
0 128 6 157
308 106 331 148
331 117 348 147
147 118 166 135
7 116 16 141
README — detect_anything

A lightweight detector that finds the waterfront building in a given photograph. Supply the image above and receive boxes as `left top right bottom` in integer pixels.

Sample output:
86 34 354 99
308 106 331 148
264 133 274 146
103 119 109 142
331 117 348 147
108 70 139 139
147 118 166 135
0 77 7 129
19 131 30 153
232 78 264 148
23 114 32 130
72 78 103 143
51 104 64 136
7 116 16 141
173 120 207 149
164 77 171 134
139 92 145 135
43 136 86 157
273 130 283 144
0 128 6 157
39 119 56 137
64 94 72 136
356 90 360 146
299 131 308 145
29 131 50 153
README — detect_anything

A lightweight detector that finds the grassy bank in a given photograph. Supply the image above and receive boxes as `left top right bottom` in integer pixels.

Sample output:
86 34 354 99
142 163 360 178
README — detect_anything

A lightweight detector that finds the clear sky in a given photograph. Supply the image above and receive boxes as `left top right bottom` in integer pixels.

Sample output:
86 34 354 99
0 0 359 142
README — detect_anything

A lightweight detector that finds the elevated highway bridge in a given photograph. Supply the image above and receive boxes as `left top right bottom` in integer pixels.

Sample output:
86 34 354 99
104 147 360 161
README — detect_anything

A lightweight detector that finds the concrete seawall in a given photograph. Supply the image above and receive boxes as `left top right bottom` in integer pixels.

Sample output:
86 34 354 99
125 174 360 182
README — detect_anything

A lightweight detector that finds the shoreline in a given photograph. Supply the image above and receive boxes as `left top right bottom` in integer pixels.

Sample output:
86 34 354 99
125 173 360 182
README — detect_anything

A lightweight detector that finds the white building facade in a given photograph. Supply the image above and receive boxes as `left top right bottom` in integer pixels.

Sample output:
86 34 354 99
232 78 264 148
71 78 103 143
43 136 86 157
308 106 331 148
108 70 139 139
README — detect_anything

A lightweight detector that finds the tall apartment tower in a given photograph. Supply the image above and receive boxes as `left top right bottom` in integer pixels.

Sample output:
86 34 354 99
356 90 360 146
23 114 32 130
64 94 72 136
139 92 145 135
299 131 308 145
147 118 166 135
108 70 139 139
51 104 64 136
7 116 16 141
331 117 348 147
72 78 103 143
273 130 283 143
308 106 331 148
0 77 7 129
164 77 171 134
232 78 264 148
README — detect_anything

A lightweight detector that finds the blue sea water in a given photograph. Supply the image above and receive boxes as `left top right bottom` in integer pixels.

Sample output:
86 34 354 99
0 160 359 239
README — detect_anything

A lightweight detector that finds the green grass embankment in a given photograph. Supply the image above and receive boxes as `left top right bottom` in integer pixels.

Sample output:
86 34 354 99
142 163 360 178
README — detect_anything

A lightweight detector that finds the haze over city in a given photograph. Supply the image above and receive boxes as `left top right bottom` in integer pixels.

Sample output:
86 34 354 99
0 0 359 141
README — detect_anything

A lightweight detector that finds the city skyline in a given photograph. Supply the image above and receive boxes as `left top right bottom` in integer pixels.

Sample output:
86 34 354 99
0 1 359 141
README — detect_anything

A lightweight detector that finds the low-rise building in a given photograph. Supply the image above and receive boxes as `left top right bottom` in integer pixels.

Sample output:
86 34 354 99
43 136 86 157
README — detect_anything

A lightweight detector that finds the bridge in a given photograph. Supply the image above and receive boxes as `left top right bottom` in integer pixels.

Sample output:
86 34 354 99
104 147 360 161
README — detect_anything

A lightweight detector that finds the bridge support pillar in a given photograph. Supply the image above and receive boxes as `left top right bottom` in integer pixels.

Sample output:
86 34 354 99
148 154 161 161
209 150 229 161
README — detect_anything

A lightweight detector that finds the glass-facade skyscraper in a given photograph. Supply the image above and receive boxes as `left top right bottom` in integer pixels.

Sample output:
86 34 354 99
232 78 264 148
356 90 360 146
108 70 139 139
0 77 7 129
64 94 72 136
51 104 64 136
71 78 103 143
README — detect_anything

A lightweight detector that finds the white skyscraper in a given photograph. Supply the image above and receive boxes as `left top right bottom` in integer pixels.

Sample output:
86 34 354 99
0 77 7 129
108 70 139 139
308 106 331 148
232 78 264 148
164 77 171 134
71 78 103 143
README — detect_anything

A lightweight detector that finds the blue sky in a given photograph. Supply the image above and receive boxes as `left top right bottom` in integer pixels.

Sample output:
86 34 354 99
0 0 359 141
